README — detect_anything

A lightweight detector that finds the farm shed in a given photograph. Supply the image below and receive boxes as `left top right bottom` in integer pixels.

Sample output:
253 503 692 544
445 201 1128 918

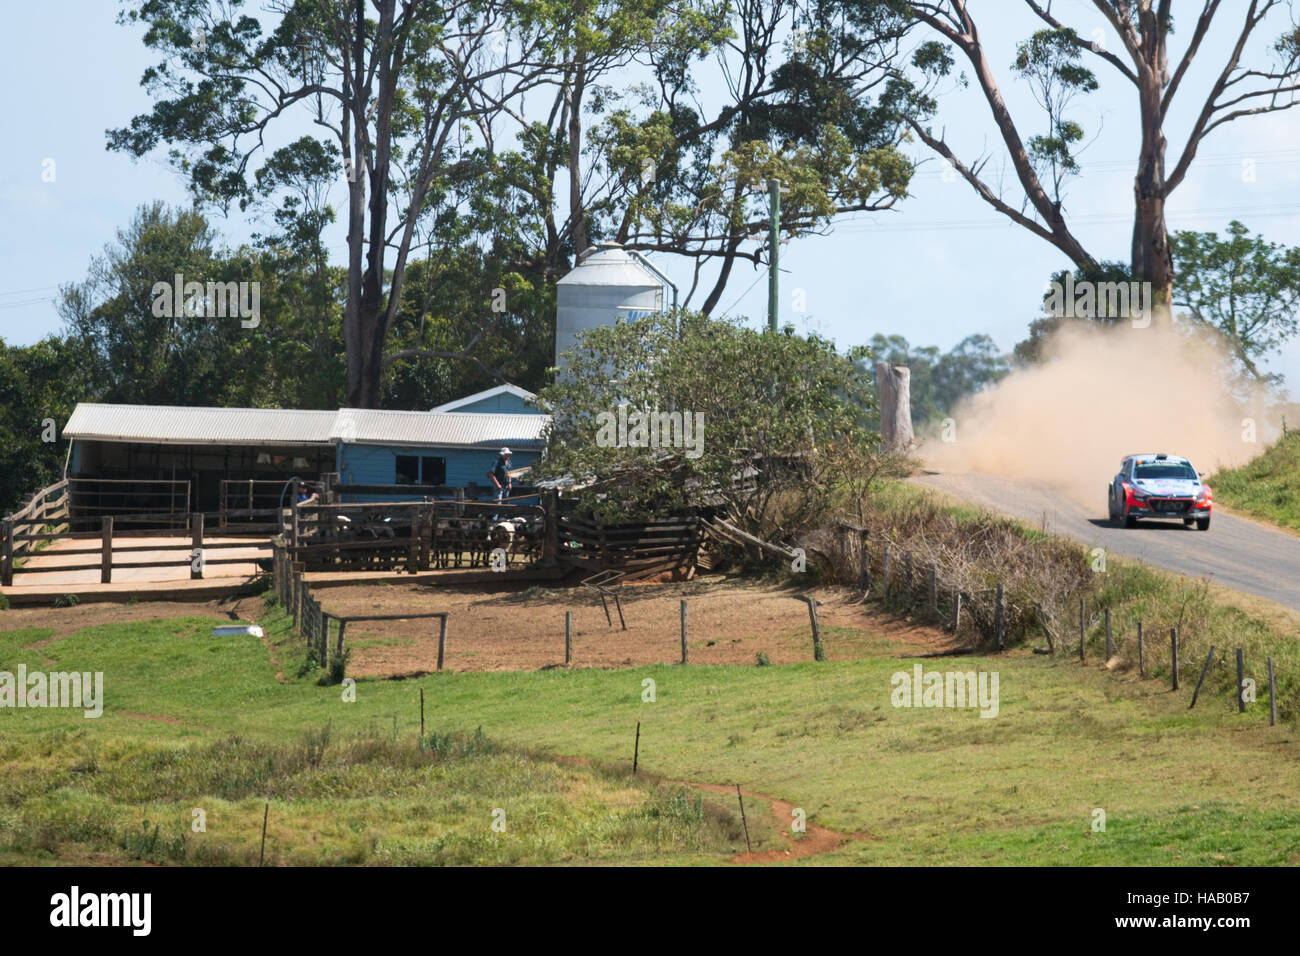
63 396 551 522
64 404 338 520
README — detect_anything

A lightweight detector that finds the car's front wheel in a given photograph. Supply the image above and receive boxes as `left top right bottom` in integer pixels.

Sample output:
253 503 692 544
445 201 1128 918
1196 516 1211 531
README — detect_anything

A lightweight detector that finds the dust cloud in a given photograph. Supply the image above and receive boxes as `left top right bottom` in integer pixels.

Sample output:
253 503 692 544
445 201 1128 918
921 320 1279 505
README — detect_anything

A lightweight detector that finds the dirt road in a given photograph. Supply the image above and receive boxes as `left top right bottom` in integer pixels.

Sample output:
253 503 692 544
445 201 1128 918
912 471 1300 612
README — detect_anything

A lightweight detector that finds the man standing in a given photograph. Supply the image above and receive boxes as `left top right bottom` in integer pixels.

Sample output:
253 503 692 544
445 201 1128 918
490 447 512 501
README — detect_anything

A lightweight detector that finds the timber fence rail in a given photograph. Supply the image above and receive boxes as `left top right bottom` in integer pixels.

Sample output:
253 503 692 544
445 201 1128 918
283 498 551 573
270 540 449 676
2 511 269 586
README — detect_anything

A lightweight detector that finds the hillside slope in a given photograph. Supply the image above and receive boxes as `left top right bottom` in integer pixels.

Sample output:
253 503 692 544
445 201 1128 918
1209 430 1300 532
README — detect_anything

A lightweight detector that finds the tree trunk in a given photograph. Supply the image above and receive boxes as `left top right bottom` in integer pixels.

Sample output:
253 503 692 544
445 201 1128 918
568 53 588 255
876 363 914 453
1132 81 1174 319
1131 16 1174 319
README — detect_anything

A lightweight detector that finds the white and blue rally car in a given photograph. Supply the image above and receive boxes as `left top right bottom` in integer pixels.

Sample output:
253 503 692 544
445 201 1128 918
1107 453 1213 530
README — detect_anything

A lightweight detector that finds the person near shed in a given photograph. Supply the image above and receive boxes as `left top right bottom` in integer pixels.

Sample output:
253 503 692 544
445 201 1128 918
490 447 512 502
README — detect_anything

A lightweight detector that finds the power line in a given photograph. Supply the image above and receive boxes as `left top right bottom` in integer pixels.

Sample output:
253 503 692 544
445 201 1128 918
718 271 767 316
0 285 59 299
0 296 58 311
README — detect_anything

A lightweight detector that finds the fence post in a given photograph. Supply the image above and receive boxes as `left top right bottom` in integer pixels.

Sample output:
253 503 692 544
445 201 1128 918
191 512 204 580
565 611 572 665
541 491 559 568
337 619 347 658
1236 648 1246 714
437 615 447 671
903 552 913 605
951 589 961 633
1104 608 1113 659
1 519 12 587
1137 621 1145 678
291 565 305 630
680 600 688 664
928 564 937 621
100 516 113 584
1268 657 1277 727
804 596 825 662
1078 598 1085 662
408 506 420 574
1190 645 1216 709
857 530 869 592
1170 627 1179 690
319 608 328 666
882 546 892 601
994 583 1004 650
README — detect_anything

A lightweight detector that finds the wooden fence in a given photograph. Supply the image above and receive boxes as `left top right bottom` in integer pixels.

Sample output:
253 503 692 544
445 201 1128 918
67 478 191 529
282 497 552 573
271 542 448 675
1 511 269 586
558 508 705 576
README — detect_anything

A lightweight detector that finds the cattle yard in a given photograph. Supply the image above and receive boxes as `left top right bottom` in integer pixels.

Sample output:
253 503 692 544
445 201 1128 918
1 476 710 606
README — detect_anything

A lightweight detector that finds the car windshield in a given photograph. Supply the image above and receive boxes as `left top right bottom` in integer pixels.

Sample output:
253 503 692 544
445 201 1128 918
1134 462 1197 480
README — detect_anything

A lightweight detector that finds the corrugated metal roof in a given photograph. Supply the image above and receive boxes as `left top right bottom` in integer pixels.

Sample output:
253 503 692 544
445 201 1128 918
429 383 538 412
65 404 337 446
335 409 549 447
64 403 551 449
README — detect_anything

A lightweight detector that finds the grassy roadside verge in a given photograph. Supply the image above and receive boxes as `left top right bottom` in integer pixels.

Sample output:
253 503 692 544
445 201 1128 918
1208 430 1300 532
843 479 1300 721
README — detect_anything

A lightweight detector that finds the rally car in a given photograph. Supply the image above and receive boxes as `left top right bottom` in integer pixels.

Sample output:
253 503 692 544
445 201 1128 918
1107 453 1212 530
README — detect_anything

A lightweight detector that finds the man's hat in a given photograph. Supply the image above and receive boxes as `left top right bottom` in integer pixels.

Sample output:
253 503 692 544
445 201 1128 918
500 447 512 456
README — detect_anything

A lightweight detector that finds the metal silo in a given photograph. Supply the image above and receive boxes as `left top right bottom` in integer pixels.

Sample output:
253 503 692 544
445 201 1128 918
555 242 666 369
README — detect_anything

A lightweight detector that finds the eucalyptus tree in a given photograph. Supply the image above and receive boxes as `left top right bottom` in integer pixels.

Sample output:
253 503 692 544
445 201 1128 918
898 0 1300 308
110 0 563 407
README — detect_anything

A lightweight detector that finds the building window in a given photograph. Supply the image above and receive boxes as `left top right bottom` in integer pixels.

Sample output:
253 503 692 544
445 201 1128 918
421 457 446 485
395 455 419 484
396 455 446 485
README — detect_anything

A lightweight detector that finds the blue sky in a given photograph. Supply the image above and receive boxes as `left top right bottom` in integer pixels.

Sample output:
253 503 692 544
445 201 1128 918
4 1 1299 396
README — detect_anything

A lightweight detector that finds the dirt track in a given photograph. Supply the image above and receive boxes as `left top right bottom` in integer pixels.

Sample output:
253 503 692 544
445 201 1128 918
912 470 1300 611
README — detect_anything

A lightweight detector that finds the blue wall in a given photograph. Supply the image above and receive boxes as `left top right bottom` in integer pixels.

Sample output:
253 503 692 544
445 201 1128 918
451 392 545 414
338 442 540 501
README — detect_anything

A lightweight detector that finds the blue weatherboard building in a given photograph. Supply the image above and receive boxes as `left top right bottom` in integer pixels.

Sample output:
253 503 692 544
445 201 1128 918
62 384 550 512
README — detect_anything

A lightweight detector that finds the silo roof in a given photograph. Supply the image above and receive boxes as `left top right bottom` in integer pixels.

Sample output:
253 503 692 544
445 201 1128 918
557 242 664 288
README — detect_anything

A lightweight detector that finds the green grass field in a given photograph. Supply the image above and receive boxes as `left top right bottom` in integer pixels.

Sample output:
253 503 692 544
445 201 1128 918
1 599 1296 866
1210 430 1300 532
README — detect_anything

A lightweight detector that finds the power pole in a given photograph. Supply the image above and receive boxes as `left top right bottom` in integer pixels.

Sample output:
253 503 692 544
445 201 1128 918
767 177 780 332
